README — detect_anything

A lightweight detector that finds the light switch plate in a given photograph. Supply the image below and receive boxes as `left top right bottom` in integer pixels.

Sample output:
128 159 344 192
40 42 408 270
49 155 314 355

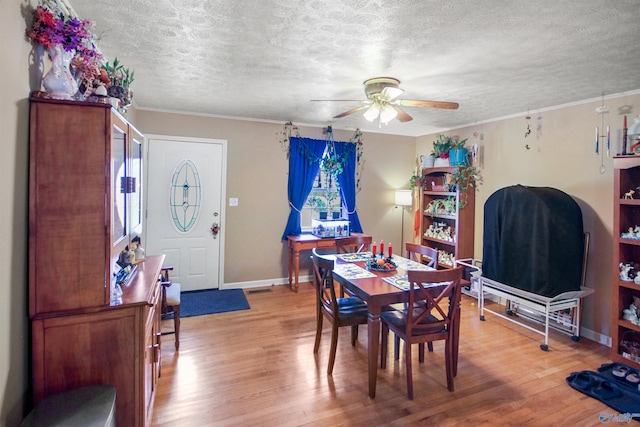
229 197 238 206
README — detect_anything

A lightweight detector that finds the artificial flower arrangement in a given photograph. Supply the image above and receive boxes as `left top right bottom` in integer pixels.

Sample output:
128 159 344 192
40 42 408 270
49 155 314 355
26 2 103 98
25 0 135 109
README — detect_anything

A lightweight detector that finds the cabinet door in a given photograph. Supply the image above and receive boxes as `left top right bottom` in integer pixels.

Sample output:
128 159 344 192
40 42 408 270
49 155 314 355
143 284 161 423
112 120 128 245
29 100 111 316
129 127 144 236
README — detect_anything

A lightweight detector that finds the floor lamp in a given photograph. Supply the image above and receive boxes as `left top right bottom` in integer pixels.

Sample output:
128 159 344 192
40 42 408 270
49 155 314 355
395 189 413 257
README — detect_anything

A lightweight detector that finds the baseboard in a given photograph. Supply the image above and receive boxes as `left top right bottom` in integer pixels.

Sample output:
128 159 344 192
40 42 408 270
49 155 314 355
580 327 612 348
221 275 312 290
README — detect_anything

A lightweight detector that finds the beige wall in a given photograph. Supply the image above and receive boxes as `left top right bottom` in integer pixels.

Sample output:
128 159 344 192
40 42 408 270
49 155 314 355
3 0 639 424
133 110 417 284
1 1 34 426
417 93 640 342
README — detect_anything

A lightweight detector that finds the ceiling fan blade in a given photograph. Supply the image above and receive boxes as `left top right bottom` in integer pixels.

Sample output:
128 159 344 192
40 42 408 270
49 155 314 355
398 99 459 110
310 99 366 102
392 105 413 122
333 105 370 119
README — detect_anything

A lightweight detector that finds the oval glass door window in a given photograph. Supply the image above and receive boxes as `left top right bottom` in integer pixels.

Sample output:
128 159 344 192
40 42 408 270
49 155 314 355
170 159 202 232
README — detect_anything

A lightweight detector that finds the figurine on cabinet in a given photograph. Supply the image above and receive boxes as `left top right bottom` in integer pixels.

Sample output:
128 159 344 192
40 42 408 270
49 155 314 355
624 189 635 199
623 297 640 324
132 236 145 261
620 263 633 281
621 226 640 240
623 308 638 324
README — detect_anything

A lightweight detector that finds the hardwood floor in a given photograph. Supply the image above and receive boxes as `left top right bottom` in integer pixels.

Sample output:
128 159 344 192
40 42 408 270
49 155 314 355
152 283 613 426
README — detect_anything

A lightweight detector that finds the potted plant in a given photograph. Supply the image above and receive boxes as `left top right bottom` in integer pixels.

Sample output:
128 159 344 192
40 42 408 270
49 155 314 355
431 135 454 167
449 137 469 166
102 58 135 113
409 173 424 190
448 165 480 208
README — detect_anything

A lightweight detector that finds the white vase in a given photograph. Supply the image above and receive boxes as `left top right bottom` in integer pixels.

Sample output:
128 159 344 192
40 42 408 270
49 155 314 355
42 44 78 100
434 157 450 167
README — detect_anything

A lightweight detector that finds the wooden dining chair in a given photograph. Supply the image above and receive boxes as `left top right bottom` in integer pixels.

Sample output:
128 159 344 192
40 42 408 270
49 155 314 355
380 266 465 399
406 242 439 268
388 243 440 357
336 234 373 253
335 235 373 297
160 266 181 351
311 248 369 375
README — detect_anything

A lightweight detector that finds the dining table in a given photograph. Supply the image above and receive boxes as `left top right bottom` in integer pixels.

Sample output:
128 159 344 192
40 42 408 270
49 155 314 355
330 252 433 399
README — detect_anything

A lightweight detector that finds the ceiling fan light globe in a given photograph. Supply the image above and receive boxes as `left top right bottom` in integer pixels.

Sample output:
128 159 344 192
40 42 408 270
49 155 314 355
380 105 398 124
381 86 404 101
363 105 380 122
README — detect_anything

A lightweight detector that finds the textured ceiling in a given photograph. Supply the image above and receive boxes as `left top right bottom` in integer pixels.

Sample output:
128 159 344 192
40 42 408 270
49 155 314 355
70 0 640 137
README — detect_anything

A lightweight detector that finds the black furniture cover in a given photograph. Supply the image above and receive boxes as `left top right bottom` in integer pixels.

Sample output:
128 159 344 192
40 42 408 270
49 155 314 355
482 185 584 297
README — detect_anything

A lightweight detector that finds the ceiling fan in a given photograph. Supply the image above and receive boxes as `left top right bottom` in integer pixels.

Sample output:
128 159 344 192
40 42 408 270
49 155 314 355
312 77 459 125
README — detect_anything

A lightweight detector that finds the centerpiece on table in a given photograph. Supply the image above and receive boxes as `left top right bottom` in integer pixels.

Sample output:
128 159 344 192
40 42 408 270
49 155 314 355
366 240 397 271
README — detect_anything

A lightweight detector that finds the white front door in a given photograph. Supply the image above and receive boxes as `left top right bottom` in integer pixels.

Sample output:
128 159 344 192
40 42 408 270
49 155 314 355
145 135 226 291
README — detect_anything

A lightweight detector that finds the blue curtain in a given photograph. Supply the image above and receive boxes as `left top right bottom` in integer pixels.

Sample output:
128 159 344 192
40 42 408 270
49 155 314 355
334 141 363 233
281 137 327 240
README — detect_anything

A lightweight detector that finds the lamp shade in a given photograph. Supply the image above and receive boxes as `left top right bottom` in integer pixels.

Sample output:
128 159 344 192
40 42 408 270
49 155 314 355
395 189 412 206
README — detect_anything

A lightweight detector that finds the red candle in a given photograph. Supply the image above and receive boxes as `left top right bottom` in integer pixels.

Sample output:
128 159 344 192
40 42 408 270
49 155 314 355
372 242 377 256
388 243 393 258
380 240 384 257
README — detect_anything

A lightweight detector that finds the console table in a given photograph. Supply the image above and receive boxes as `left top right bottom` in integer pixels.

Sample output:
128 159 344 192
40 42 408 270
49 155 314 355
287 233 372 292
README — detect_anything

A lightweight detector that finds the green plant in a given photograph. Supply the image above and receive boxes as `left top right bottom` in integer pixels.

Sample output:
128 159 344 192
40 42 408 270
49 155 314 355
431 135 453 158
409 173 423 190
102 57 135 112
451 136 468 149
448 165 481 208
102 57 135 89
443 197 457 215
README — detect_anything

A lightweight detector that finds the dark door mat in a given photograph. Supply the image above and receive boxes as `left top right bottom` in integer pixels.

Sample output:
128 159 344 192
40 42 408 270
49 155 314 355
567 363 640 417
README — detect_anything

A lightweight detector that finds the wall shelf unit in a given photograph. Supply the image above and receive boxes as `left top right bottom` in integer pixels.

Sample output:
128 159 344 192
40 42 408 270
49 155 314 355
419 166 475 268
612 155 640 367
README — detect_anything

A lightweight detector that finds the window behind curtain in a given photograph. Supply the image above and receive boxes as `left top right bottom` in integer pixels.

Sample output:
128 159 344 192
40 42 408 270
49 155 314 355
300 154 344 231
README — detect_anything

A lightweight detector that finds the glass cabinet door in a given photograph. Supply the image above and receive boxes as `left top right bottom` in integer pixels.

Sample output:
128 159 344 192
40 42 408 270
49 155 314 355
112 124 127 244
129 130 143 235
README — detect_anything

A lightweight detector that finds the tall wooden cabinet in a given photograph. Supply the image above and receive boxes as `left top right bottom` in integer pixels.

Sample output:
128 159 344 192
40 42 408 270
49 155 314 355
612 155 640 366
29 95 162 427
419 166 475 267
